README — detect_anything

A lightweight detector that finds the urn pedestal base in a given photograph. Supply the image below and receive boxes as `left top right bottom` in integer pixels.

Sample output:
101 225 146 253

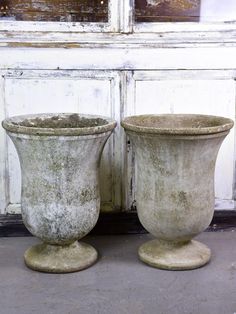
138 239 211 270
24 241 98 273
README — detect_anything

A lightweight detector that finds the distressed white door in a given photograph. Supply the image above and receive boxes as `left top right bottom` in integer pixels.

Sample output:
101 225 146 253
1 69 235 214
0 70 121 214
124 70 236 210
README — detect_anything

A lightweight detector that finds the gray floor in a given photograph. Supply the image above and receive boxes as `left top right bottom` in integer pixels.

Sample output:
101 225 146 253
0 232 235 314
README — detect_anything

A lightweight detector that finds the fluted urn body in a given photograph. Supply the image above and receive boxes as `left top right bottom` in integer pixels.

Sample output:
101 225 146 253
2 113 116 273
122 114 233 270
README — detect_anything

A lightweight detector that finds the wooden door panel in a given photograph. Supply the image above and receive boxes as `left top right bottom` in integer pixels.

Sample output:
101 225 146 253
125 72 236 209
3 70 120 213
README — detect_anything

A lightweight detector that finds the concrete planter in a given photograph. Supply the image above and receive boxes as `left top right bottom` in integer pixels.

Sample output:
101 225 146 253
2 113 116 273
122 114 234 270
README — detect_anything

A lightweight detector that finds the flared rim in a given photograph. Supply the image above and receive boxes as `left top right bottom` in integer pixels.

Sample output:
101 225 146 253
2 113 117 136
121 114 234 135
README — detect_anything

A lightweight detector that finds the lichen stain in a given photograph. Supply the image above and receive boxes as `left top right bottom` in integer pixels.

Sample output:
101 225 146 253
171 191 189 210
80 187 97 205
145 140 172 177
48 161 65 172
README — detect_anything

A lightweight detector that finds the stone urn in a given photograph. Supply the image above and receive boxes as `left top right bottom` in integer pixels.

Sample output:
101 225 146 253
2 113 116 273
121 114 233 270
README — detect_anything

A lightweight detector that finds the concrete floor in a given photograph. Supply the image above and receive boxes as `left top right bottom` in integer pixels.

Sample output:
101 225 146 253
0 232 235 314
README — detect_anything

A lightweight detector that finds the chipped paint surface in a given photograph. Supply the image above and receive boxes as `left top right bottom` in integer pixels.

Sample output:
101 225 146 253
124 73 236 211
1 69 236 215
1 71 121 214
1 0 236 216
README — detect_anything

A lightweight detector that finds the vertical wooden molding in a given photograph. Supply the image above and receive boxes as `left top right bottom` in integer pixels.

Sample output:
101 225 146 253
120 71 127 210
0 72 7 213
120 0 134 33
122 71 136 211
109 0 120 32
110 72 122 211
233 78 236 201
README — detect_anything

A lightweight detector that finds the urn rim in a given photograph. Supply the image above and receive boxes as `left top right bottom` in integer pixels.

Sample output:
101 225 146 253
121 114 234 135
2 113 117 136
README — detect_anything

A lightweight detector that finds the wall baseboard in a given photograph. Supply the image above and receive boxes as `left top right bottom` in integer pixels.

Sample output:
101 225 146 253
0 210 236 237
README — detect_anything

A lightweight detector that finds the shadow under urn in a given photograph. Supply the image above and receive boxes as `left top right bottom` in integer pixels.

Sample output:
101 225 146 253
2 113 116 273
121 114 234 270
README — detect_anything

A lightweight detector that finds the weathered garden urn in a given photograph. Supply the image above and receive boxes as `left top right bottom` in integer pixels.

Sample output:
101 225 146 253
2 113 116 273
121 114 233 270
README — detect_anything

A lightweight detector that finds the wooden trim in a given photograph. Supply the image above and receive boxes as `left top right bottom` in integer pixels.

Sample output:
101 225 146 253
1 0 236 47
1 29 236 48
0 0 120 33
0 75 7 213
134 22 236 33
2 48 236 71
0 210 235 237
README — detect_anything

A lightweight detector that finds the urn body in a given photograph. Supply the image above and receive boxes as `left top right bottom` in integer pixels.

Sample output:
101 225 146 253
3 113 116 272
122 114 233 270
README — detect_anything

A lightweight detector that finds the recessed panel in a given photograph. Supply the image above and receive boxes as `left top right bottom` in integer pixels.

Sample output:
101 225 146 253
134 79 235 200
5 76 113 208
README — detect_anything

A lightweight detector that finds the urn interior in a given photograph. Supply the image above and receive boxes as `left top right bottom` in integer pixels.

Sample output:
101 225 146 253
2 112 116 136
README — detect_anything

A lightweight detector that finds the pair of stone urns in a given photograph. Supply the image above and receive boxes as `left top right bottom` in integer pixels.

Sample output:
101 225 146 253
2 112 234 273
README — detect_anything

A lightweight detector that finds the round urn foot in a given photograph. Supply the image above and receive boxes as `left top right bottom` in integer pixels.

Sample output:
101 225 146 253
24 241 98 273
138 239 211 270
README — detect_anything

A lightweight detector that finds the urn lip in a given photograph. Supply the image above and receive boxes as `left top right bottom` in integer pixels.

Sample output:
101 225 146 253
2 113 117 136
121 114 234 136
